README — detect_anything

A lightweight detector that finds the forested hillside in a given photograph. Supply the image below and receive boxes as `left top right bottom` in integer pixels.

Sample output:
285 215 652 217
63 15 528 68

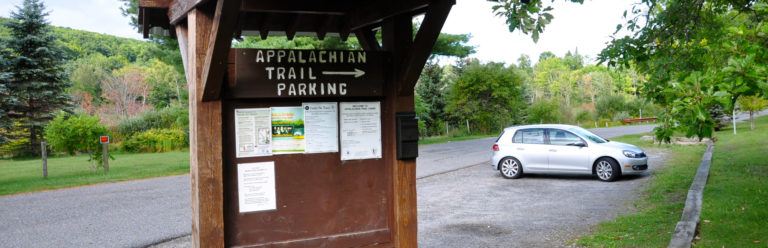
0 16 188 157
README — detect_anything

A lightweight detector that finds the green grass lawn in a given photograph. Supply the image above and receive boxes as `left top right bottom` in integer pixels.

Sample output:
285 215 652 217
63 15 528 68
576 116 768 247
0 151 189 196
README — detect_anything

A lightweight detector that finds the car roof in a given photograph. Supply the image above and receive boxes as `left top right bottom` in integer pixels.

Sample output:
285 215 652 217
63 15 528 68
503 124 580 132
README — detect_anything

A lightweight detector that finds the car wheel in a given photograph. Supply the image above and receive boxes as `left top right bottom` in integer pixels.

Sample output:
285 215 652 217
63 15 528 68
595 158 620 182
499 157 523 179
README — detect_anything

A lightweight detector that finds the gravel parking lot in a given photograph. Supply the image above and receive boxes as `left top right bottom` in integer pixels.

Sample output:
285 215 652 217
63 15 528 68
417 148 667 248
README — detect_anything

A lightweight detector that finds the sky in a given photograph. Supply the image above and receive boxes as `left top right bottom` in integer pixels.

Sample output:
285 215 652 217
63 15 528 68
0 0 637 65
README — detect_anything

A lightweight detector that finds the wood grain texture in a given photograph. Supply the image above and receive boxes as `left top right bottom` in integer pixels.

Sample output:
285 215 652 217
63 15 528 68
382 15 417 248
397 0 453 96
201 0 241 101
188 7 226 248
139 0 171 8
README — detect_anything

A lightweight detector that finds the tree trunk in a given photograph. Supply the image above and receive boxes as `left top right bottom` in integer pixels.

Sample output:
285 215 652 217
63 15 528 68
750 111 755 130
29 126 37 155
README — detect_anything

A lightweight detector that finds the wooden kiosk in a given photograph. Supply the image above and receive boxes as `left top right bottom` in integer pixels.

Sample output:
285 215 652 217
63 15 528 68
138 0 454 247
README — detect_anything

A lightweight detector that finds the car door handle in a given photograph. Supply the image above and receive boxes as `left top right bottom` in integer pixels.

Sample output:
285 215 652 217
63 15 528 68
549 149 557 152
516 148 524 151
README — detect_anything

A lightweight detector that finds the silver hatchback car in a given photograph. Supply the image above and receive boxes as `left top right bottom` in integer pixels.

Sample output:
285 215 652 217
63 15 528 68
491 124 648 182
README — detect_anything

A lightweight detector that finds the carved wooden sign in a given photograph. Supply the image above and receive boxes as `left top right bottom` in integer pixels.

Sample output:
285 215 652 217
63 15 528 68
227 49 387 99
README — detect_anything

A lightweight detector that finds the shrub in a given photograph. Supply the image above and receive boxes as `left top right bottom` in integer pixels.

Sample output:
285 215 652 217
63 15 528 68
117 107 188 137
526 100 561 124
122 128 187 153
45 113 108 155
44 113 111 169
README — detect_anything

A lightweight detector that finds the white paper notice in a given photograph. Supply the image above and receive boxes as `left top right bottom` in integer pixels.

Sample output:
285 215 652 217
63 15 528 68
303 102 339 153
340 102 382 160
238 162 277 213
235 108 272 158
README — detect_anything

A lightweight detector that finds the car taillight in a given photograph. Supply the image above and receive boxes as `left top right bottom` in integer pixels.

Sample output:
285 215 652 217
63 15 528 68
492 144 499 151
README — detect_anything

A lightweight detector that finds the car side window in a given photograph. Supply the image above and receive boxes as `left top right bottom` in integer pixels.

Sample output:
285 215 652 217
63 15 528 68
513 129 545 144
548 129 583 146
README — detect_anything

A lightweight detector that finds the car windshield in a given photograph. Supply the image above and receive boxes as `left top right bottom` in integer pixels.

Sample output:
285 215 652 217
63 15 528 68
568 127 608 143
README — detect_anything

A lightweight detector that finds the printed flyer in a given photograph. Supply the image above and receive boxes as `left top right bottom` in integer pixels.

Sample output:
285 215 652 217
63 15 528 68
271 106 305 154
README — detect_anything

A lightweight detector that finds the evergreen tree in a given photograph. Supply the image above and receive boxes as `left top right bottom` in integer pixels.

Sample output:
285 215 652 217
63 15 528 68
3 0 71 154
0 69 10 144
415 62 446 136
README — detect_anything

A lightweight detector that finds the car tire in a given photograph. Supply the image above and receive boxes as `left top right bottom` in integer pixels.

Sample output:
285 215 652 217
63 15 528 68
595 157 620 182
499 157 523 179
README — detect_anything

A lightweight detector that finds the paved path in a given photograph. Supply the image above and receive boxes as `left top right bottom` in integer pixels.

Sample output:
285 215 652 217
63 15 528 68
0 124 658 248
418 148 668 247
0 176 190 248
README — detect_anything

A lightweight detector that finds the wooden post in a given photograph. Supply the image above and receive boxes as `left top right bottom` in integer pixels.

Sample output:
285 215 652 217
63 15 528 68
102 142 109 174
41 141 47 179
382 14 417 248
466 120 470 134
186 7 225 248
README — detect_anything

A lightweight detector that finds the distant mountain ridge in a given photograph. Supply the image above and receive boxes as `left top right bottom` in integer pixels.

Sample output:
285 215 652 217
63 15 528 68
0 16 159 63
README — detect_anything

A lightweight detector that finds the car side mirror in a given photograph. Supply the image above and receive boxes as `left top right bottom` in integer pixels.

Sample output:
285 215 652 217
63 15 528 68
569 142 586 147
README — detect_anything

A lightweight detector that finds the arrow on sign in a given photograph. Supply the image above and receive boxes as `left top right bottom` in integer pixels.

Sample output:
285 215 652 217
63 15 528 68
322 68 365 78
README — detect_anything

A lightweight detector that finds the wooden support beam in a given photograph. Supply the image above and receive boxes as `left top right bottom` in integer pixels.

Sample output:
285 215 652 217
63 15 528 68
187 7 225 248
176 23 191 83
316 15 333 40
381 14 416 248
397 0 453 96
355 27 381 51
348 0 430 30
169 0 209 24
240 0 346 15
201 0 242 101
259 13 270 40
285 14 300 40
139 0 172 8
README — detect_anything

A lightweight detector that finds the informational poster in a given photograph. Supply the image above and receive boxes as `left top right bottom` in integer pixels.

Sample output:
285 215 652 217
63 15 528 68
271 107 305 154
303 102 339 153
234 108 272 158
238 162 276 213
340 102 382 160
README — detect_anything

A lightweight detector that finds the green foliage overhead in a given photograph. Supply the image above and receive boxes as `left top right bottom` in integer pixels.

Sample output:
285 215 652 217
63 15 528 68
491 0 585 42
597 0 768 141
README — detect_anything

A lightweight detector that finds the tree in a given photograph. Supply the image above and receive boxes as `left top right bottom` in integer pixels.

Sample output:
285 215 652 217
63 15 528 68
145 59 187 108
0 72 10 144
446 61 526 133
597 0 768 141
527 99 561 124
69 54 127 111
737 95 768 130
100 65 150 122
3 0 72 154
415 62 447 136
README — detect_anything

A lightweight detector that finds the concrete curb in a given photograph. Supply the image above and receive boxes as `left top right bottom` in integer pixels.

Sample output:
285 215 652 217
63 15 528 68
668 141 714 248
